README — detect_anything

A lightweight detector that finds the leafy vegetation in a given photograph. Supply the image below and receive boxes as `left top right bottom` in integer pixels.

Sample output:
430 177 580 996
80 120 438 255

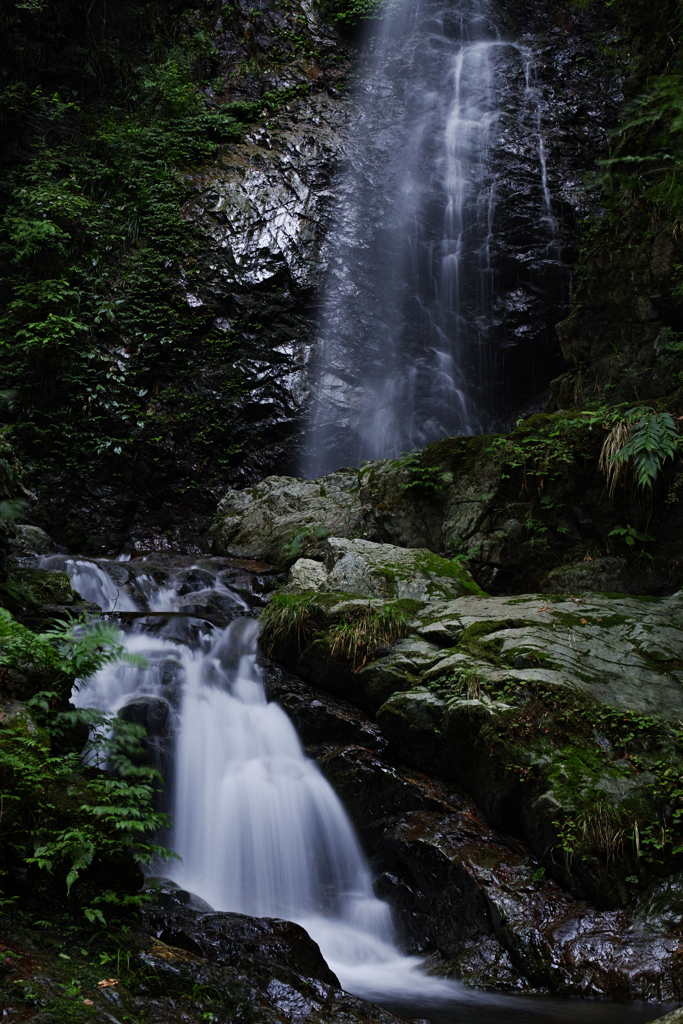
600 407 679 493
259 591 413 667
259 592 317 654
0 610 171 924
0 608 144 697
0 0 339 546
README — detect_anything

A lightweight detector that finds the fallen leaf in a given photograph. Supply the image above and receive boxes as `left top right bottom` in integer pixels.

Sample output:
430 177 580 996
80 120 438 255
580 618 588 625
538 606 548 612
570 596 580 605
97 978 118 988
83 999 94 1006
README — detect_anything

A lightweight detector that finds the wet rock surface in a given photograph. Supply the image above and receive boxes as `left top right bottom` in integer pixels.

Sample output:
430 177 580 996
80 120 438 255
0 921 410 1024
11 0 637 555
140 884 340 986
262 569 683 910
268 668 683 1000
280 536 484 600
213 413 683 596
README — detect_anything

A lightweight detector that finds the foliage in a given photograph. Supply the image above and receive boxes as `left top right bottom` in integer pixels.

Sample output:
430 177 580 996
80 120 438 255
598 417 631 497
600 406 679 494
323 0 398 26
609 523 656 546
259 592 411 667
0 607 144 697
600 66 683 225
0 703 172 924
281 526 329 563
611 407 679 490
487 412 599 492
259 593 316 654
0 73 245 485
324 603 409 668
400 450 453 494
0 611 171 924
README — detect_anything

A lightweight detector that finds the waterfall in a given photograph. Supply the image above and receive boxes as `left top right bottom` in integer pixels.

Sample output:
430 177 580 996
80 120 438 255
55 557 461 1005
304 0 569 475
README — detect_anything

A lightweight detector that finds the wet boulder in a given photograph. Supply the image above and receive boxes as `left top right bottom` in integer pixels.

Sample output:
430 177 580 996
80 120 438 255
8 524 56 556
139 891 340 987
176 588 243 626
212 470 362 564
284 538 483 600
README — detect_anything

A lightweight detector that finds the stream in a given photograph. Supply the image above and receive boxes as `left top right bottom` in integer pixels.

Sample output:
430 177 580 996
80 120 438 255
37 553 672 1024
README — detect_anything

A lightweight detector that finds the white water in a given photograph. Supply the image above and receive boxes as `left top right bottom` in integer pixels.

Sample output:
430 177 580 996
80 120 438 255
304 0 566 475
64 559 463 1005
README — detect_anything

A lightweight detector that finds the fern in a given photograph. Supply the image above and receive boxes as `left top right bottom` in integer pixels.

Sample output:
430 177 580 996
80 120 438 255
612 408 679 490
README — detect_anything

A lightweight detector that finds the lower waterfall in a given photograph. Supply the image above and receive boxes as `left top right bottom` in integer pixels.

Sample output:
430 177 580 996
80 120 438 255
171 616 434 1001
46 554 667 1022
58 556 460 1005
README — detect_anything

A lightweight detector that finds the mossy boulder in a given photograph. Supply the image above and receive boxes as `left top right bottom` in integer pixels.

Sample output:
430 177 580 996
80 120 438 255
261 584 683 907
282 536 485 601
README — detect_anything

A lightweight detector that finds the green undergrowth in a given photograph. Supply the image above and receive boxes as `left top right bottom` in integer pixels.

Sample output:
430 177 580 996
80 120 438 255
457 673 683 885
0 64 246 489
0 609 173 925
259 592 420 666
324 603 411 668
0 0 338 537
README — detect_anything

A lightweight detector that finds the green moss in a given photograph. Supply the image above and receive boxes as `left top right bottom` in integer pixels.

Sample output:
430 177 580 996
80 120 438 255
413 550 488 596
475 677 683 881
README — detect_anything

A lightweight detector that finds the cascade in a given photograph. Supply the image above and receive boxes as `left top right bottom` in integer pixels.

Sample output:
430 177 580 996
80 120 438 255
40 554 665 1022
53 557 459 1005
304 0 571 476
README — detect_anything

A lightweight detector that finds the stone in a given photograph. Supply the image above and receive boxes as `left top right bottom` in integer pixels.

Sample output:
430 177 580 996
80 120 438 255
9 524 56 556
176 588 243 626
263 581 683 907
140 897 340 986
118 696 174 784
211 470 362 563
286 557 329 592
268 668 683 1000
543 556 673 596
143 876 214 913
322 536 484 601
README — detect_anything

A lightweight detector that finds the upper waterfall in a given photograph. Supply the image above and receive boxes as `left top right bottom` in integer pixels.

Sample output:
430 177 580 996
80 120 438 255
304 0 571 475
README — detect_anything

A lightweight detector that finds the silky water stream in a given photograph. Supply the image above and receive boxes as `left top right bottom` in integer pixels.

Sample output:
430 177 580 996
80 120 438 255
304 0 573 475
43 554 667 1024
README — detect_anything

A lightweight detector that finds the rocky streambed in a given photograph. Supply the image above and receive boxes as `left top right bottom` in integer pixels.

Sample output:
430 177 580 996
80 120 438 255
201 455 683 1016
1 522 682 1022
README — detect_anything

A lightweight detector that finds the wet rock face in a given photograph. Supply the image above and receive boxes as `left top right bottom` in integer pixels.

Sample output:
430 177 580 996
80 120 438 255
268 669 683 1000
551 225 683 412
0 919 408 1024
279 536 484 600
140 890 340 987
262 575 683 907
23 0 631 553
302 0 625 472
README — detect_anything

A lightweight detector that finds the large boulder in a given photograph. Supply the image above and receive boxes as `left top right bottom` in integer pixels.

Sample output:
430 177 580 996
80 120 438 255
211 470 362 563
283 536 485 600
269 667 683 1001
140 889 339 987
212 415 683 596
8 524 56 557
